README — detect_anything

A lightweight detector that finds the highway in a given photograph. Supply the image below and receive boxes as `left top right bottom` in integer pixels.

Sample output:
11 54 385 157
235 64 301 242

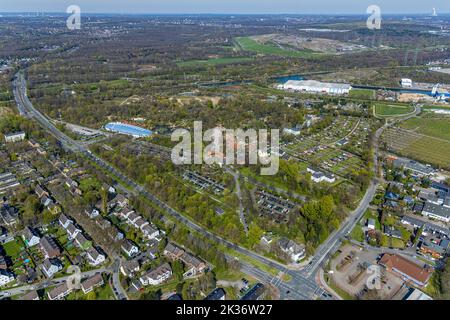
12 71 398 300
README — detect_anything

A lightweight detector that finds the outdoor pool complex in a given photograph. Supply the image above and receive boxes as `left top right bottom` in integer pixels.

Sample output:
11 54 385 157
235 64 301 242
104 122 153 138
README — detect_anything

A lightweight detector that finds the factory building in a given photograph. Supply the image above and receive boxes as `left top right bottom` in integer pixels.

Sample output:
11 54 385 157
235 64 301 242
278 80 352 95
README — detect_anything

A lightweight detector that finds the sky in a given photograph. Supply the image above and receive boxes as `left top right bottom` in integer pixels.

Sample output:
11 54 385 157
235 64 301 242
1 0 449 15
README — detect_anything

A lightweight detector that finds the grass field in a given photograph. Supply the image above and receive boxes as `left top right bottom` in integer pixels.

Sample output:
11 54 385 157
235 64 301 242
374 103 415 117
177 57 254 67
235 37 320 59
400 117 450 141
382 127 450 168
349 89 375 100
2 238 24 258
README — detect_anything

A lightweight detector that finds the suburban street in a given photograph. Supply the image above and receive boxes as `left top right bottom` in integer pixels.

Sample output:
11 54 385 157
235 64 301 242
0 267 108 299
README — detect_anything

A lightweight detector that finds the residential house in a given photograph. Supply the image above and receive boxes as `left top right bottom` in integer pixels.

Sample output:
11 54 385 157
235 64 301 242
180 252 207 277
419 241 446 260
107 227 124 242
66 223 81 240
261 234 273 246
163 243 206 277
86 247 106 266
240 283 265 300
20 290 39 300
163 243 185 260
22 227 40 247
85 207 100 219
120 259 140 277
278 238 306 263
0 205 19 226
367 219 376 231
59 213 72 229
47 283 72 300
121 240 139 257
4 131 25 143
81 273 104 294
383 226 403 239
34 185 49 199
40 236 61 258
204 288 226 300
0 269 14 286
141 224 159 240
41 258 63 278
139 263 172 286
75 233 92 250
307 168 336 183
111 194 128 208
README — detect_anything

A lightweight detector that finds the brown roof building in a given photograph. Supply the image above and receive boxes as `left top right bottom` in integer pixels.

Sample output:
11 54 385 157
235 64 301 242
81 273 104 294
40 236 61 259
378 254 432 287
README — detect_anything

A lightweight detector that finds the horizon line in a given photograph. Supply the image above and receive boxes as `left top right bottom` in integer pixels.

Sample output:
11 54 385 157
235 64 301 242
0 11 449 16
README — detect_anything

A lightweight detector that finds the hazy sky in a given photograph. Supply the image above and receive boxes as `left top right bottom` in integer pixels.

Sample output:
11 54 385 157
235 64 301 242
1 0 449 14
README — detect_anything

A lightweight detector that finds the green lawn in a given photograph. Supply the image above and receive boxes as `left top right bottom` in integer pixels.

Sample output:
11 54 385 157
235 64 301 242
235 37 320 59
380 235 405 248
177 57 254 67
374 103 415 117
349 89 375 100
400 117 450 141
2 238 25 258
350 226 365 242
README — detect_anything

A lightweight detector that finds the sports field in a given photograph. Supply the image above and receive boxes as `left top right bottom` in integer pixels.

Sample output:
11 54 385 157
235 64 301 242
235 37 319 58
374 103 415 117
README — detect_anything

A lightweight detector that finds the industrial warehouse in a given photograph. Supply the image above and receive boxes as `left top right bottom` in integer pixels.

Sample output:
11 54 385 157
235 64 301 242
278 80 352 95
104 122 153 138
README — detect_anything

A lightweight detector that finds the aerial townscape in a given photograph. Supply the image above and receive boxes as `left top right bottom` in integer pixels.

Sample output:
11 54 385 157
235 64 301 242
1 1 450 307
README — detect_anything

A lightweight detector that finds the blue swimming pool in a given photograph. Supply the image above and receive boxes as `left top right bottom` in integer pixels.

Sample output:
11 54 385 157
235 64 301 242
105 122 153 138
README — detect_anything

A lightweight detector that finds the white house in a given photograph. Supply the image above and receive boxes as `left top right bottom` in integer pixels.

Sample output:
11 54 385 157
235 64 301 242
59 214 72 229
85 207 100 219
86 247 106 266
66 223 81 240
22 227 40 247
141 224 160 240
4 132 25 143
283 127 301 136
41 258 62 278
279 238 306 263
307 168 336 183
367 219 376 231
0 269 14 286
139 263 172 286
121 240 139 257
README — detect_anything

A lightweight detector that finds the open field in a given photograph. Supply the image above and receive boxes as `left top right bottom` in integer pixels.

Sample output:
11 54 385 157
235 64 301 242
400 116 450 141
374 103 415 117
177 57 254 67
348 89 375 100
235 37 319 58
382 127 450 168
